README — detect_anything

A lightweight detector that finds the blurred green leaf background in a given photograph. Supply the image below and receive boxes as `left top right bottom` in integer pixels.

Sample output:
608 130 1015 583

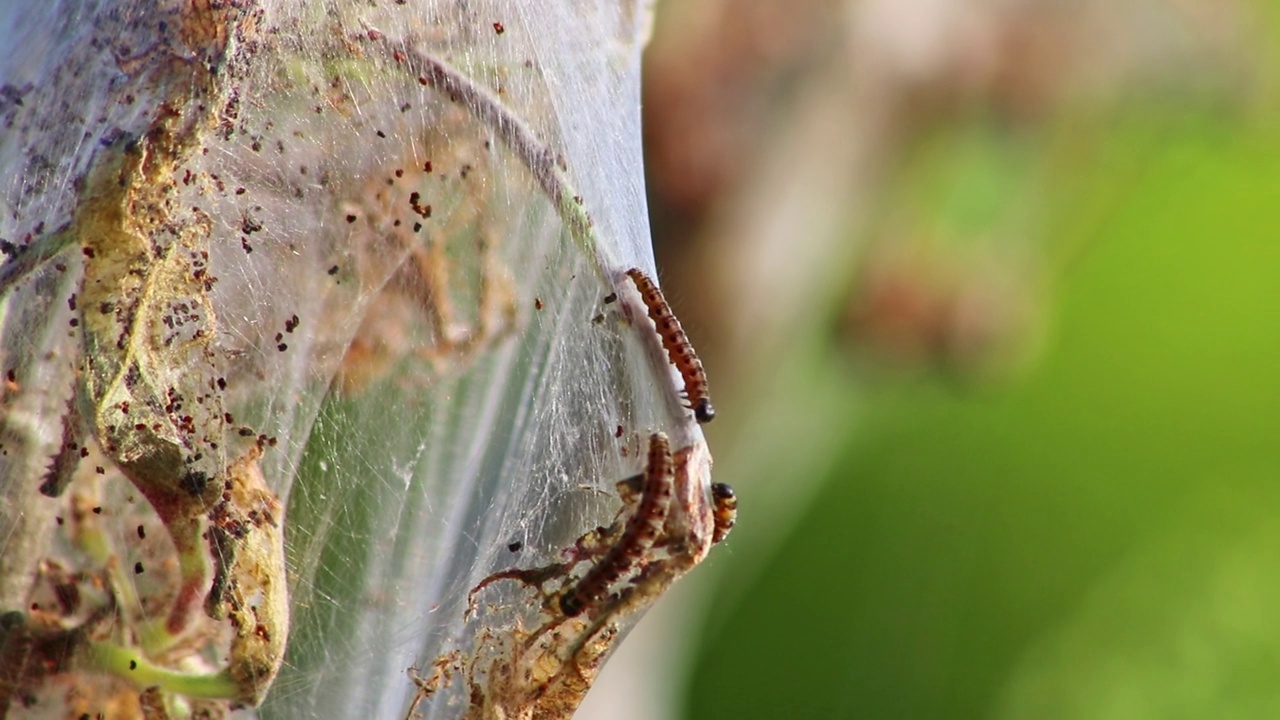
632 3 1280 718
688 115 1280 717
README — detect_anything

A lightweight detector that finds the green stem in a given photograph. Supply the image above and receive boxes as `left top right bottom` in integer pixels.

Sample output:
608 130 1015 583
85 640 239 699
73 508 175 654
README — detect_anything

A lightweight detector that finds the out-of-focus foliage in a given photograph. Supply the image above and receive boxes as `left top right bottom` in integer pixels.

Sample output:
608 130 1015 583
686 115 1280 718
576 0 1280 718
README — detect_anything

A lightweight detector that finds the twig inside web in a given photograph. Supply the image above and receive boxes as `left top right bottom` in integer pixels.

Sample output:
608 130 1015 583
0 223 73 298
390 46 604 276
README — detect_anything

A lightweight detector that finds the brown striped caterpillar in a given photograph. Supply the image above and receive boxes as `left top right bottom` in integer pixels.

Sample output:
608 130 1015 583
624 268 715 423
710 482 737 544
559 432 674 617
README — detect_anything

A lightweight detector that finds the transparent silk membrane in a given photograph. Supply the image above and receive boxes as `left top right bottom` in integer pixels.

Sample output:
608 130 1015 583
0 2 728 719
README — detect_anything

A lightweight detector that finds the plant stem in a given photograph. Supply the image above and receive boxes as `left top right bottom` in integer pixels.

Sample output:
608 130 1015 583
85 640 240 699
396 48 604 274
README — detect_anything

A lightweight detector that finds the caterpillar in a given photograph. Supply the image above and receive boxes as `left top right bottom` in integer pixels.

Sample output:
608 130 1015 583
560 432 674 617
710 482 737 544
624 268 715 423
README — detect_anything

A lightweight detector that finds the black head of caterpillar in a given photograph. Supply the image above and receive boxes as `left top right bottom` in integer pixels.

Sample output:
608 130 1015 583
560 432 674 617
623 268 715 423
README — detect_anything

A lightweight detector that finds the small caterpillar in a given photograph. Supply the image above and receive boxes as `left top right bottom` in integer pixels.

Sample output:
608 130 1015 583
560 432 674 617
624 268 715 423
710 482 737 544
